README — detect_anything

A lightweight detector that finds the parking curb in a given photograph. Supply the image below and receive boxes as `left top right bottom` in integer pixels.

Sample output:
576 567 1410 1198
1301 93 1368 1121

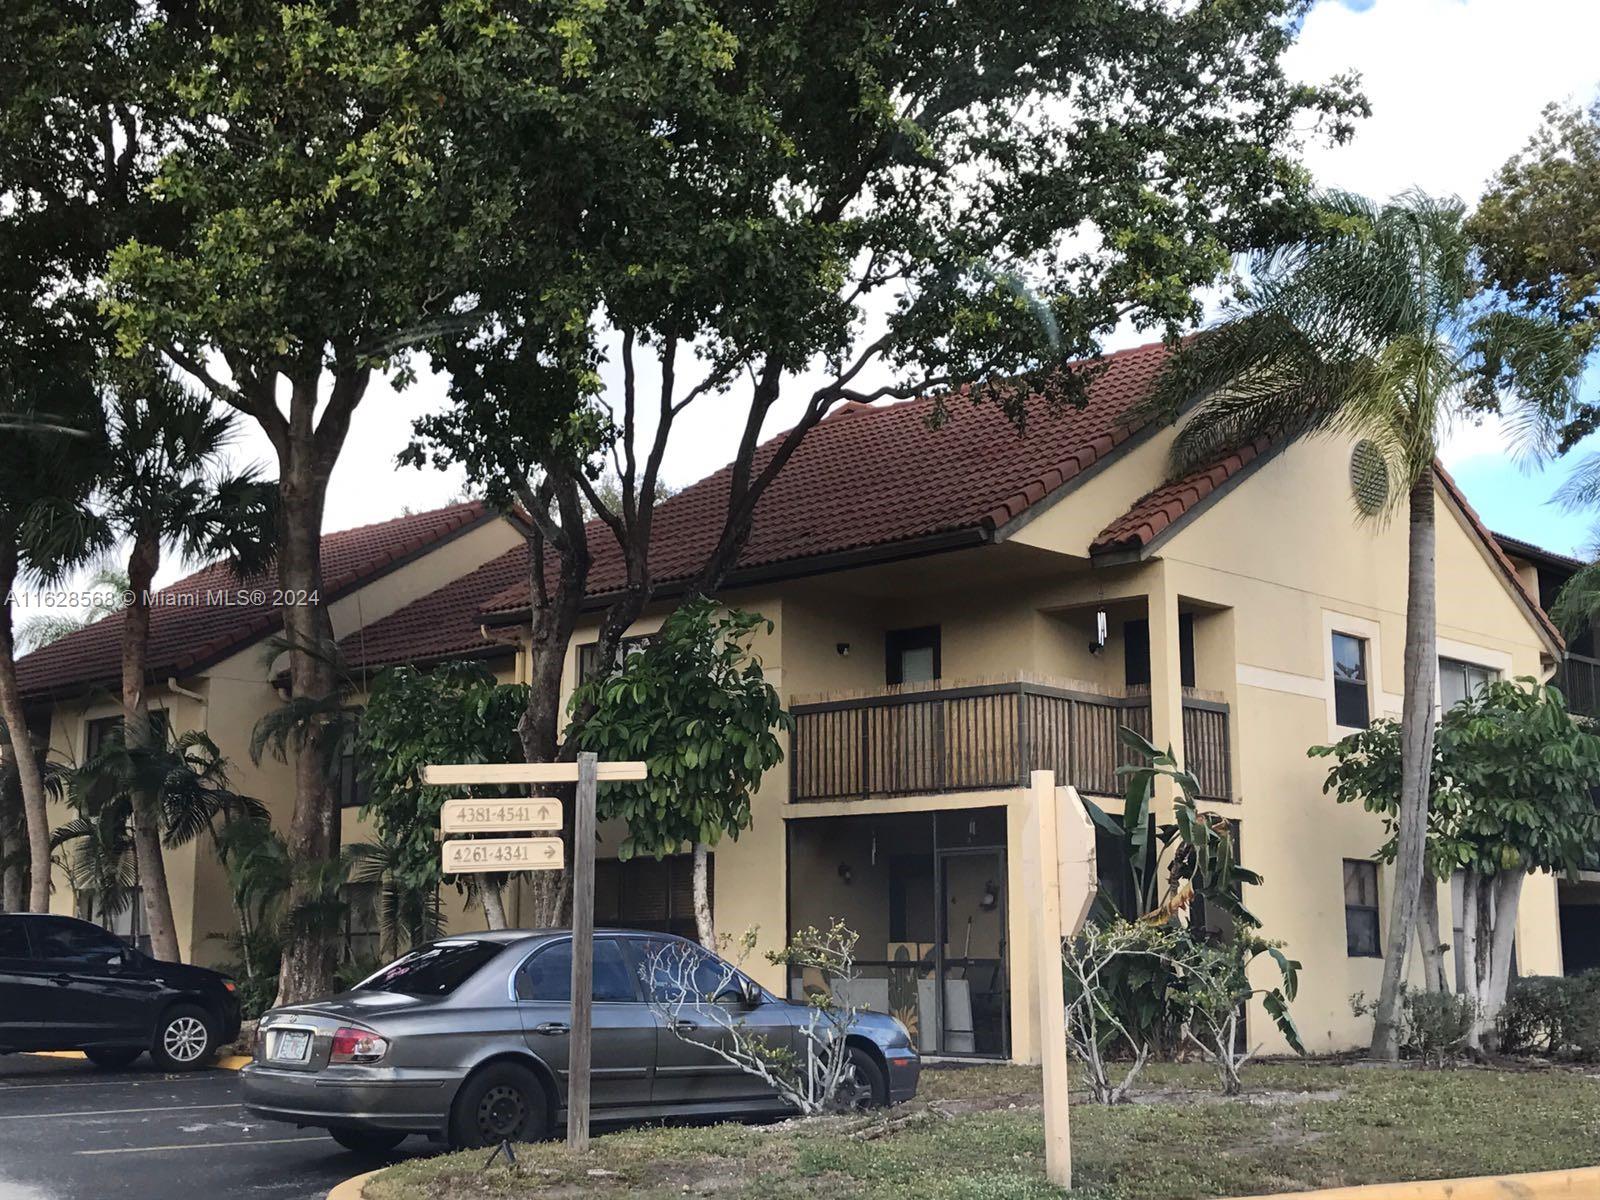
326 1167 383 1200
24 1051 250 1070
1230 1165 1600 1199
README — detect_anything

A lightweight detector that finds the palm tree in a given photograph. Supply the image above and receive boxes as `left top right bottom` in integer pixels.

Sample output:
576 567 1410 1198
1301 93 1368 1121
15 565 130 653
60 725 268 952
96 365 274 960
0 363 108 912
1149 190 1582 1059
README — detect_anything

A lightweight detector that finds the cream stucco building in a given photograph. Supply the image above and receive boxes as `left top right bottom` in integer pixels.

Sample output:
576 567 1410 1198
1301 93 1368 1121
9 339 1581 1062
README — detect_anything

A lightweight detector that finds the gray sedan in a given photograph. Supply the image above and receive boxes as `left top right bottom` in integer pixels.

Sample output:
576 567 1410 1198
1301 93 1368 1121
241 929 920 1154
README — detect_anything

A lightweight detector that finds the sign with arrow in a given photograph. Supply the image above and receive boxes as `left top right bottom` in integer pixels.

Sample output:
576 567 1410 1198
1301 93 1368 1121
441 836 564 874
439 797 562 834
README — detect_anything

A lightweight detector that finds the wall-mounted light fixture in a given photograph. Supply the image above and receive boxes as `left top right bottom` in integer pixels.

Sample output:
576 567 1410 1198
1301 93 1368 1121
836 642 851 657
979 881 999 911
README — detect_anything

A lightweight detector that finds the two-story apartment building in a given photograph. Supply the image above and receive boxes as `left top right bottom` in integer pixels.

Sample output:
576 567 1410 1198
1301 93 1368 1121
8 339 1568 1063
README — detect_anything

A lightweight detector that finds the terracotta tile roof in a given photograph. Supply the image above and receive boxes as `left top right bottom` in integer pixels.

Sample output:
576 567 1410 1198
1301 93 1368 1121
480 339 1177 618
1435 465 1563 653
15 502 493 703
1492 530 1585 572
1090 439 1274 556
337 543 527 679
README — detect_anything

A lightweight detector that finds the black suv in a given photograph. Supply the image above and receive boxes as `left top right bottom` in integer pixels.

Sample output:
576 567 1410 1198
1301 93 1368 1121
0 913 241 1070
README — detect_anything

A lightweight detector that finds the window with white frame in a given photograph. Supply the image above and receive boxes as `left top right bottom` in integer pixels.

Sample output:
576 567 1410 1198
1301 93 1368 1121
1332 632 1371 728
1439 658 1499 711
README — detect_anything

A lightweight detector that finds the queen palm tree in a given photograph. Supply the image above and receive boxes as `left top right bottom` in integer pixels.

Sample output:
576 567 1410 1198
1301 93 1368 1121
1148 190 1582 1059
95 364 274 960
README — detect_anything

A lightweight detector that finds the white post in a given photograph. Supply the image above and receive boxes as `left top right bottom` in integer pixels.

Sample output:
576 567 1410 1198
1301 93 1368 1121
1029 769 1072 1189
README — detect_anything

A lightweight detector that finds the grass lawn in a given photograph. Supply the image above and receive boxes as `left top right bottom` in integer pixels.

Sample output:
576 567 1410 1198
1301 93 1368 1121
364 1061 1600 1200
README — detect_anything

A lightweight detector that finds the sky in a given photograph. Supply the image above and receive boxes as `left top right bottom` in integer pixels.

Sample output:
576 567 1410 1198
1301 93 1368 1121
199 0 1600 576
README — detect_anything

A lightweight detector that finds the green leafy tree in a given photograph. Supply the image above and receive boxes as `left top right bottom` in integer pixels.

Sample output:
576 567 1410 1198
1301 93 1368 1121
568 601 788 948
1314 677 1600 1048
1471 99 1600 445
1149 191 1585 1059
16 566 129 653
405 0 1364 928
101 2 582 1002
0 0 161 912
357 662 530 932
92 365 275 960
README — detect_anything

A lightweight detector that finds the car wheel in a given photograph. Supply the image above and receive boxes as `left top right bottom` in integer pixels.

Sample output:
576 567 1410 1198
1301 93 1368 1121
448 1063 549 1149
329 1128 408 1156
839 1045 888 1111
85 1048 143 1069
149 1005 217 1071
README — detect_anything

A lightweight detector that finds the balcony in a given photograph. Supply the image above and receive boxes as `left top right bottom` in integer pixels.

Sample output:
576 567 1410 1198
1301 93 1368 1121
790 680 1232 803
1556 654 1600 720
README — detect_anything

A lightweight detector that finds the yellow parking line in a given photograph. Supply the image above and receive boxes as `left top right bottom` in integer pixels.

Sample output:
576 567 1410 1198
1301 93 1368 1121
26 1051 87 1061
76 1136 322 1156
22 1051 250 1070
216 1055 251 1071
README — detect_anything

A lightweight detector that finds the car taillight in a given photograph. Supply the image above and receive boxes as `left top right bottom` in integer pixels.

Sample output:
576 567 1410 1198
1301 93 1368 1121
329 1026 388 1064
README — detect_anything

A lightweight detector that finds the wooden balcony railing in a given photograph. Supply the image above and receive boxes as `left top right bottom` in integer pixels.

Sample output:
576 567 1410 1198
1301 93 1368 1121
789 681 1232 803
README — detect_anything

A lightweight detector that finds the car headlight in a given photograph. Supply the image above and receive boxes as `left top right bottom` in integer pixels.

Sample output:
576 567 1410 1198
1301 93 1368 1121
329 1025 389 1064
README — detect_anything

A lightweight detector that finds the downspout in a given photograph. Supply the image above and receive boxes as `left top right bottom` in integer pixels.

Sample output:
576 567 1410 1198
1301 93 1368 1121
166 678 208 731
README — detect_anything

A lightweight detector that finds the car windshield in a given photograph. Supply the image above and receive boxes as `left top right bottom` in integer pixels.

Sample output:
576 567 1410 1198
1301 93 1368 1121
356 940 503 996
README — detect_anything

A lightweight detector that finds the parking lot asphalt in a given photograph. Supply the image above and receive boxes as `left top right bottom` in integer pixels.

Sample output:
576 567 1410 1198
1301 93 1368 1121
0 1054 433 1200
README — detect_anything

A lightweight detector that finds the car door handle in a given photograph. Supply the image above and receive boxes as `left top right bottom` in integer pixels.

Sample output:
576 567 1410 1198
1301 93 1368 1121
673 1020 699 1034
530 1022 569 1036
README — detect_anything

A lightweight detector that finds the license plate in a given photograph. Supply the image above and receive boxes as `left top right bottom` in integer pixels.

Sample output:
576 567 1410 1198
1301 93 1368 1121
272 1030 311 1062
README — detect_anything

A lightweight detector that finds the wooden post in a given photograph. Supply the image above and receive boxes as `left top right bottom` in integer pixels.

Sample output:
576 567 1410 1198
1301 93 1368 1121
567 752 598 1151
1030 769 1072 1189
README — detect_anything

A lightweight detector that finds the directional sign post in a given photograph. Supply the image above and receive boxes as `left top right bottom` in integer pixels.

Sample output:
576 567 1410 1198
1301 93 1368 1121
423 754 644 1153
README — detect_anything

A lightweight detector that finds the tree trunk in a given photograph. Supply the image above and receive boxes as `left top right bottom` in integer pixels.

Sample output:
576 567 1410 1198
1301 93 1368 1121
1416 875 1448 994
123 532 181 963
1 736 26 911
0 539 51 913
692 840 714 950
1481 870 1525 1046
480 881 508 931
272 390 350 1007
1370 475 1438 1060
1461 869 1485 1050
514 472 592 929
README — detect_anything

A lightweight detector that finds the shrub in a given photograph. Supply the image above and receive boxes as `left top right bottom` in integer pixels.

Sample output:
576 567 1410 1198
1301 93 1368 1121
1353 987 1476 1067
1498 974 1600 1059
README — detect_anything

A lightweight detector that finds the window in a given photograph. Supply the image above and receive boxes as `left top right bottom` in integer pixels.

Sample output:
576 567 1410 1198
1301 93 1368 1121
1332 633 1371 728
1343 860 1381 957
1122 615 1196 689
1440 658 1498 711
639 939 743 1004
577 636 652 684
83 716 122 761
338 710 370 809
29 916 126 965
886 626 941 686
76 888 150 955
340 882 380 963
356 939 504 996
593 854 708 939
515 938 637 1003
0 918 31 959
